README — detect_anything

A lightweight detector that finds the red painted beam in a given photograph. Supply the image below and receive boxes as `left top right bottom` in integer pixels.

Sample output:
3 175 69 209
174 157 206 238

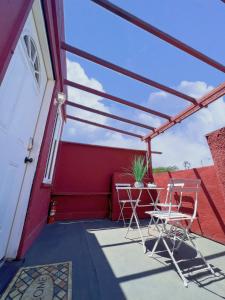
150 150 162 155
66 100 155 130
143 81 225 140
67 115 143 139
146 139 153 179
92 0 225 74
65 79 171 120
62 42 196 104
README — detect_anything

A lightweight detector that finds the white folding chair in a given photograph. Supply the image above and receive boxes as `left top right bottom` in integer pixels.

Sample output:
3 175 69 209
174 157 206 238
115 183 135 226
147 181 184 233
146 178 216 287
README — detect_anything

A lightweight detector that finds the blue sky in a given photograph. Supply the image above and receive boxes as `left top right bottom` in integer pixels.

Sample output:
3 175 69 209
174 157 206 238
62 0 225 168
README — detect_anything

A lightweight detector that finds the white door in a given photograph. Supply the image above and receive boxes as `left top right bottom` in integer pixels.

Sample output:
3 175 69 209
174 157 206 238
0 12 47 260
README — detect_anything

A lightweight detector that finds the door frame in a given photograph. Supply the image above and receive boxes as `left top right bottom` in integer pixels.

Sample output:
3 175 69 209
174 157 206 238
5 0 55 259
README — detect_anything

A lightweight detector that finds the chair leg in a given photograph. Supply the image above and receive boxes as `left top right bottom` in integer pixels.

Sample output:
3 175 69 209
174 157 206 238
147 216 154 235
125 209 134 238
175 225 216 277
147 215 159 235
125 208 146 253
121 203 126 227
149 231 163 257
170 225 179 254
117 203 123 221
133 213 146 253
118 202 126 226
186 232 215 276
174 226 187 252
162 238 188 287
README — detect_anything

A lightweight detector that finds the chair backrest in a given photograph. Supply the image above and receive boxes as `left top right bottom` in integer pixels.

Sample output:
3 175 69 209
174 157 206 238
115 183 131 188
115 183 131 202
169 178 201 220
165 182 184 208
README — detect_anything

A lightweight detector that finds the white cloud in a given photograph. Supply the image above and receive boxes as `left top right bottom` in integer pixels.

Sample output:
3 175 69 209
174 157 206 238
66 59 109 121
178 81 213 98
63 60 225 168
62 59 146 149
137 112 162 128
63 59 109 138
93 132 145 150
151 81 225 169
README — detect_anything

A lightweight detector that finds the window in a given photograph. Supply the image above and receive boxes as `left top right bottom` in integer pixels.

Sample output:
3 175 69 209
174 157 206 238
23 35 40 84
43 111 63 184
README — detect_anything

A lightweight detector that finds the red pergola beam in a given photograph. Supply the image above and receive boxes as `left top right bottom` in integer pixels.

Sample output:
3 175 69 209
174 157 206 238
62 42 196 104
150 150 162 155
143 82 225 140
65 79 171 120
92 0 225 73
67 115 142 139
66 100 155 130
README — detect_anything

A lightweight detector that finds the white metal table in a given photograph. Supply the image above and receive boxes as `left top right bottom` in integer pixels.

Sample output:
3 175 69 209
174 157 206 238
116 186 164 252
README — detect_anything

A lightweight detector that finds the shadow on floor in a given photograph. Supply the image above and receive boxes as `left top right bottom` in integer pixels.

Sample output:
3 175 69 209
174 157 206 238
1 219 225 300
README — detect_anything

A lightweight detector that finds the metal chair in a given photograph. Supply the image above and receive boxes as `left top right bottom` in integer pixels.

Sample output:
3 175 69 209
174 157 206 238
147 181 184 233
145 178 216 287
115 183 135 226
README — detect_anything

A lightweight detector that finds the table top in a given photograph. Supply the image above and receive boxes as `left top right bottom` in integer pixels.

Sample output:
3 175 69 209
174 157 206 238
116 186 164 190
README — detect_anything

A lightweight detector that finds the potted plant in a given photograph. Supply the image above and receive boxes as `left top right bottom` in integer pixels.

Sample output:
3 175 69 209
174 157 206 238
131 156 148 188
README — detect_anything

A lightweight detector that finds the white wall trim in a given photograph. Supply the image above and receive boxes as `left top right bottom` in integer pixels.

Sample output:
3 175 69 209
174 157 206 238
32 0 54 80
43 109 63 184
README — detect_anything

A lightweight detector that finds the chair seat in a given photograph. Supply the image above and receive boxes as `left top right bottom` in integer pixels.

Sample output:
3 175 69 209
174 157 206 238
145 210 192 220
156 203 179 208
120 199 137 203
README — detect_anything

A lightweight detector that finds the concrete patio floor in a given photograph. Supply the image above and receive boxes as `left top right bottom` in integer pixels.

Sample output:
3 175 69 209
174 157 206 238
22 219 225 300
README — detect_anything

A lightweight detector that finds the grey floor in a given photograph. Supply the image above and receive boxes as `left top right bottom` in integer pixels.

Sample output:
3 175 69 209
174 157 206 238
24 219 225 300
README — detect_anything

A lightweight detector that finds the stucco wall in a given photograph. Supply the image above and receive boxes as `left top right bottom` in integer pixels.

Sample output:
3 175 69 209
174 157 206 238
153 166 225 244
207 127 225 201
52 142 148 220
0 0 34 82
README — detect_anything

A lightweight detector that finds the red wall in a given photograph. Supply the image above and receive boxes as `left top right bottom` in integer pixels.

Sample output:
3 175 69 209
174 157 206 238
0 0 34 83
153 166 225 244
17 0 66 258
52 142 147 220
207 127 225 201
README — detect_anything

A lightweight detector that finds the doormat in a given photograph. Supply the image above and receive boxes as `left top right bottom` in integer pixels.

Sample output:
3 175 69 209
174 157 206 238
0 261 72 300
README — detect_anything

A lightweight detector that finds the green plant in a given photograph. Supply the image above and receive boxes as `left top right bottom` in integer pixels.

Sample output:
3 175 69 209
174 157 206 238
152 165 179 173
131 156 148 182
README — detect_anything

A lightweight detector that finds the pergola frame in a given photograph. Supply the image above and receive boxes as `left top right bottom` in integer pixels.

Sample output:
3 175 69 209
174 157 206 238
67 100 155 131
67 115 143 139
61 0 225 150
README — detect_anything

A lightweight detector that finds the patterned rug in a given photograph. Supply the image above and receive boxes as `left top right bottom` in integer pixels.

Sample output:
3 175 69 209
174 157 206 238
1 261 72 300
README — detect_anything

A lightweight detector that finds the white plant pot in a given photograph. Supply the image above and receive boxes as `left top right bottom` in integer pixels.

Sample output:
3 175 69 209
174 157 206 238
134 181 144 188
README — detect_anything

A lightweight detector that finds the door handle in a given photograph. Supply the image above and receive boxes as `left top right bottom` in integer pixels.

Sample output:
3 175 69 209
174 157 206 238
24 157 33 164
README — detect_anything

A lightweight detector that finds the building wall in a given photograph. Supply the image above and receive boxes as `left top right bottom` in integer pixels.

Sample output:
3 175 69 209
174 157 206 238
52 142 148 220
207 127 225 201
153 166 225 244
0 0 34 83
